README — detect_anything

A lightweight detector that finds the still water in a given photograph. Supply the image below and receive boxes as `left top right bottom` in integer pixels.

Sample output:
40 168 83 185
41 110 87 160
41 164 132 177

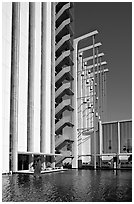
2 169 132 202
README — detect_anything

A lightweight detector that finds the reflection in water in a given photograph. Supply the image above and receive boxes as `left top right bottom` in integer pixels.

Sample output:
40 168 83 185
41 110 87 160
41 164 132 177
2 170 132 202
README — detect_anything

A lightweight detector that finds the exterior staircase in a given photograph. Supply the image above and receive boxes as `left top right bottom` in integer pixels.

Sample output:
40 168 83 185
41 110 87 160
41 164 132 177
55 116 74 135
55 2 74 168
55 151 73 167
55 134 74 150
55 99 74 119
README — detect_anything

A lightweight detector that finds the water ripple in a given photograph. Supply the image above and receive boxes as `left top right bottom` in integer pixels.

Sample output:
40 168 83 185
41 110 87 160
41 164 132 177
2 169 132 202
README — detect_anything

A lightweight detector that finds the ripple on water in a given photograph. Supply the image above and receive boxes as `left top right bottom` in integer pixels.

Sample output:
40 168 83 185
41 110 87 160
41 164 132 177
2 169 132 202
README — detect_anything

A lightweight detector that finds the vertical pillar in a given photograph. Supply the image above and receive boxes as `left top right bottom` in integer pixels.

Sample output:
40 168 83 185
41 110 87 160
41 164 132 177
72 41 78 168
87 81 90 128
96 47 100 119
77 54 82 130
118 122 120 155
88 73 92 129
27 2 35 152
93 35 96 169
99 57 102 120
78 54 83 168
40 2 51 155
91 81 94 129
85 70 89 130
10 2 20 172
83 70 86 130
104 73 107 122
42 155 46 170
117 122 120 168
40 2 46 153
51 2 55 168
99 121 103 154
87 83 91 163
102 64 105 121
99 120 102 168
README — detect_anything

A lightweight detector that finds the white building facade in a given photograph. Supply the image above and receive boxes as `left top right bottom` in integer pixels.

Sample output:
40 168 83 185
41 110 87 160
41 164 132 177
2 2 75 173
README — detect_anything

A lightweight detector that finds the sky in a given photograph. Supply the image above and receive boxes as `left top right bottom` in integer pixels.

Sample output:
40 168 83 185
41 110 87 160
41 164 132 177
74 2 132 122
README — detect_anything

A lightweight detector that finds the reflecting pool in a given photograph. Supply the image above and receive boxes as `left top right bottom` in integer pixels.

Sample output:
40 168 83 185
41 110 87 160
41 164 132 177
2 169 132 202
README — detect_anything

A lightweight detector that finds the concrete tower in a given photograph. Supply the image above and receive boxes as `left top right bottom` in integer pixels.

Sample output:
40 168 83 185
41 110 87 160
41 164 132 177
2 2 75 173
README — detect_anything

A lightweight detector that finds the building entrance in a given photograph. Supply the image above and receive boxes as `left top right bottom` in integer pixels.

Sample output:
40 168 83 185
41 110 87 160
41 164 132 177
18 154 29 170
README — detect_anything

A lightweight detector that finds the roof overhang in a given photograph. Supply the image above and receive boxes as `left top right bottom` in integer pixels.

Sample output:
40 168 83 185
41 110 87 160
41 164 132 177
18 151 62 156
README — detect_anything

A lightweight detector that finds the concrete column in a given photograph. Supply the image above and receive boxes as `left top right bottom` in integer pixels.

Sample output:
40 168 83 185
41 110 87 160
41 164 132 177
99 120 103 155
72 41 78 168
93 35 96 169
88 76 92 129
103 72 107 122
40 2 47 153
87 84 90 128
81 63 87 131
118 122 120 154
99 120 102 168
117 122 120 168
40 2 47 152
90 81 94 128
87 83 91 163
10 2 20 172
51 2 55 168
96 47 100 119
102 65 105 121
27 2 35 152
99 57 102 120
78 54 83 168
42 155 46 170
82 72 87 129
77 54 82 130
40 2 51 154
85 73 89 130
